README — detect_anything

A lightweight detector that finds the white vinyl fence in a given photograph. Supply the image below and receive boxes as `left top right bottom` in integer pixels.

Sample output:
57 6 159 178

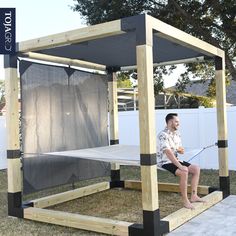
0 106 236 170
119 106 236 170
0 116 6 169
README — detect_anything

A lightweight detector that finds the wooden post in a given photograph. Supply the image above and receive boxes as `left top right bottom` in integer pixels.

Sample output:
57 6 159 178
108 69 121 185
108 70 119 145
121 15 162 234
215 55 229 198
136 43 161 236
4 55 23 218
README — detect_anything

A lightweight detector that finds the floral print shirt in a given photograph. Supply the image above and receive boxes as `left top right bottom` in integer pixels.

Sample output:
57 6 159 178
157 127 182 166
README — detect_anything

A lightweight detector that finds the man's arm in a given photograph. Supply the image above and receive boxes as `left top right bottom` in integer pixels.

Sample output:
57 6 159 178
164 149 187 171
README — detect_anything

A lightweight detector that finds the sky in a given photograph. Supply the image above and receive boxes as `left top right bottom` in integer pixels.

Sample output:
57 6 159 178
0 0 86 78
0 0 182 87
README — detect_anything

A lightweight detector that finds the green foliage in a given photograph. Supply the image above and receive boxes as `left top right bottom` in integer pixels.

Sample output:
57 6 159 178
207 78 217 98
153 67 164 95
180 94 214 108
0 80 5 115
154 76 164 96
186 61 215 80
207 77 231 98
117 72 132 88
71 0 148 25
192 96 214 108
175 72 190 92
0 79 4 92
129 66 174 95
71 0 236 82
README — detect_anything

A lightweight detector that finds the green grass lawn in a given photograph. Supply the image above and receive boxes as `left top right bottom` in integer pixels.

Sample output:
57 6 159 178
1 167 236 235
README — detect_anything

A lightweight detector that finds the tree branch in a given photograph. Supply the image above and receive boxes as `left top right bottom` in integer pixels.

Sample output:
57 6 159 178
169 0 236 79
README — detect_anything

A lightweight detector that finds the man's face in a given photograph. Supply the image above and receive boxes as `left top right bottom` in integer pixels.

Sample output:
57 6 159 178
170 116 180 131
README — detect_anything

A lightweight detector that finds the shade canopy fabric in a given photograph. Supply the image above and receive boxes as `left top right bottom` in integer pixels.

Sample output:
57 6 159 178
37 31 206 68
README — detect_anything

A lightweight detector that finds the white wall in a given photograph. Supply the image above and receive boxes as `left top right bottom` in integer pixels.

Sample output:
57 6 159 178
119 106 236 170
0 116 7 169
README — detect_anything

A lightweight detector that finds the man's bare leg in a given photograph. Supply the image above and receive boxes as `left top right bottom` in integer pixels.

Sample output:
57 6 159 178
176 167 194 209
188 165 205 203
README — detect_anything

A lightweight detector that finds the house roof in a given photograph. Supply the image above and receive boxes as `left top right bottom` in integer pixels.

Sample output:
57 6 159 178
168 79 236 105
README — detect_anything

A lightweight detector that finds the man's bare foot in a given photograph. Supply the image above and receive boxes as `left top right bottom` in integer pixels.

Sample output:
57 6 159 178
190 195 206 203
183 201 195 209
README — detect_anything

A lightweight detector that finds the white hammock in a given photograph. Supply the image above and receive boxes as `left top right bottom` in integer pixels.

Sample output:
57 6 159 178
45 143 217 168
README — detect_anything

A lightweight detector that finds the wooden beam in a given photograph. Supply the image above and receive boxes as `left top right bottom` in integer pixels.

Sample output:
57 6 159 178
124 180 142 190
24 207 132 236
149 15 221 57
120 56 205 71
162 191 223 232
31 182 110 209
18 19 124 52
158 183 210 195
124 180 210 195
20 52 106 71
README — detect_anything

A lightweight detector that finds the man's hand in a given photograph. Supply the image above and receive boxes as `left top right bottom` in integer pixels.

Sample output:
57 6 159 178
177 147 184 154
178 165 188 172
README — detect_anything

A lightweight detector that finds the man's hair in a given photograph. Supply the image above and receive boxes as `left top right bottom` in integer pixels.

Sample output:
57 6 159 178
165 113 178 124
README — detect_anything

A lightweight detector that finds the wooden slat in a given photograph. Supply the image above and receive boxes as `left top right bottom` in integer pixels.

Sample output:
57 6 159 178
117 95 132 100
24 207 132 236
117 89 138 95
18 19 123 52
31 182 110 209
162 191 223 232
20 52 106 71
124 180 210 195
118 102 127 106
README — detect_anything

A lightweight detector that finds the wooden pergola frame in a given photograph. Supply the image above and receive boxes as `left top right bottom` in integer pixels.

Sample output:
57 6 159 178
5 14 229 236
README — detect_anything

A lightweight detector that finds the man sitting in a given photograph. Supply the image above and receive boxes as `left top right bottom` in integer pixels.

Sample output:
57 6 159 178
157 113 205 209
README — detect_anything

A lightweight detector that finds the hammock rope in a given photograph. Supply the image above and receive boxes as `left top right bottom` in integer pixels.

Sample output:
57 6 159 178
186 142 217 162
